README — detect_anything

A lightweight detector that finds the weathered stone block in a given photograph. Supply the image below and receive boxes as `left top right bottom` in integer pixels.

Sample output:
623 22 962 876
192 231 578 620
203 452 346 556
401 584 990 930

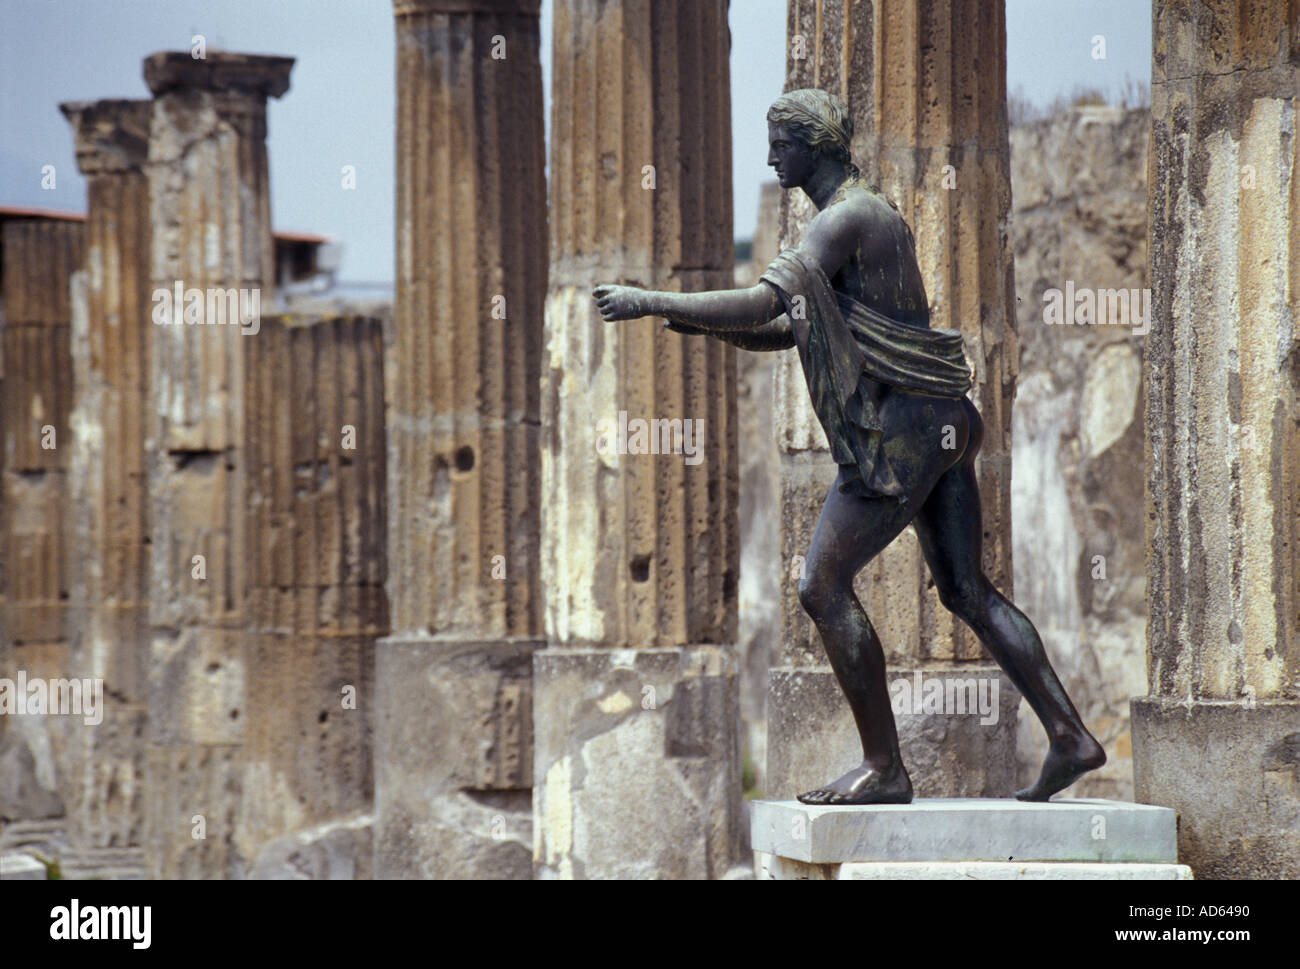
1132 697 1300 879
374 636 541 879
237 633 373 856
532 646 744 879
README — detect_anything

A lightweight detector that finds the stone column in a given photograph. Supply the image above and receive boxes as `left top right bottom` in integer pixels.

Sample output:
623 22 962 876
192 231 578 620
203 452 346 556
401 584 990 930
1134 0 1300 879
240 315 386 873
0 217 83 831
140 51 292 878
60 98 153 876
0 220 82 647
374 0 548 879
766 0 1020 800
534 0 743 880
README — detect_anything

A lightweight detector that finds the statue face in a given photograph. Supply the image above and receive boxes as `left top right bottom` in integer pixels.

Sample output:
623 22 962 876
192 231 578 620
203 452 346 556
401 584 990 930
767 122 818 189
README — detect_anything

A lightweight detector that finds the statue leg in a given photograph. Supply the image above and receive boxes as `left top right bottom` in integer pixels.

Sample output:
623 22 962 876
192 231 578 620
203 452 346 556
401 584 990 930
793 384 981 806
794 471 923 805
911 400 1106 801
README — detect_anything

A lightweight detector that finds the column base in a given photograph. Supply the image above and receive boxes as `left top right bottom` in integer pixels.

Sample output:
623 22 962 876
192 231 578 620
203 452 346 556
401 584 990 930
533 646 745 879
766 666 1020 799
373 635 542 879
1132 696 1300 878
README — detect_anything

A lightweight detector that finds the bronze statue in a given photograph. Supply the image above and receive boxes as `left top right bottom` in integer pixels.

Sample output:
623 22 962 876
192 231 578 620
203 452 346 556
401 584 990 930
594 88 1104 805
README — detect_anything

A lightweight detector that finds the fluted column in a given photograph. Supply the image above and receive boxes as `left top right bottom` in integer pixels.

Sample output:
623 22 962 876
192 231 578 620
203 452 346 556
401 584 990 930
374 0 548 879
59 98 153 875
0 219 82 647
0 216 83 836
533 0 743 880
1134 0 1300 879
240 315 387 867
766 0 1019 801
140 51 292 878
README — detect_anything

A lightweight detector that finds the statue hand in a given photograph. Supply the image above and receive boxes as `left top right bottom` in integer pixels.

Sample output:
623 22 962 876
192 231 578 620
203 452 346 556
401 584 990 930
593 284 648 322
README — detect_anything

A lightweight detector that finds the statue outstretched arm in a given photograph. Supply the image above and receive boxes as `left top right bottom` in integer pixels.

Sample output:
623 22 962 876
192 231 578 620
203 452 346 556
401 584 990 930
592 204 854 344
594 281 784 331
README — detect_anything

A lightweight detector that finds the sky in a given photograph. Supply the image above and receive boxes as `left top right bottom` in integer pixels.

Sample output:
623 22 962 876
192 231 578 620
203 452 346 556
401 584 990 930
0 0 1151 285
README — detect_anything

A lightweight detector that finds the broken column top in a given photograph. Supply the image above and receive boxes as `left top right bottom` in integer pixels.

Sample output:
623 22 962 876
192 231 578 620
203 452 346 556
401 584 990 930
393 0 541 14
143 51 294 99
59 99 151 174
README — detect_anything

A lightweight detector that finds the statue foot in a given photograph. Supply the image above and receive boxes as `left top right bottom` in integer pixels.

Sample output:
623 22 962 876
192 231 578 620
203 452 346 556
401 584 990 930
796 760 913 805
1014 732 1106 802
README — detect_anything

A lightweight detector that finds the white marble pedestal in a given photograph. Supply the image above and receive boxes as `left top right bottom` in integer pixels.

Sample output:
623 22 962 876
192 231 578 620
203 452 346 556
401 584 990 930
750 798 1192 880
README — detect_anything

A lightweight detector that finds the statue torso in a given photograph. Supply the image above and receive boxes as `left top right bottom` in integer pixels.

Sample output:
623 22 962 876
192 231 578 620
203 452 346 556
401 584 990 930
823 180 931 329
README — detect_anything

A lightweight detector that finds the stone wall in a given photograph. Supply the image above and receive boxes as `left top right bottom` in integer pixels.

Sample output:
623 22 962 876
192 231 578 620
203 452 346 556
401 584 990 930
1008 105 1151 799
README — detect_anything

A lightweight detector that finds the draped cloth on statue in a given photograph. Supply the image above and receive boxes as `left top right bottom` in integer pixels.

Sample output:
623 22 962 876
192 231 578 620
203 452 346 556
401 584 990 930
759 248 973 499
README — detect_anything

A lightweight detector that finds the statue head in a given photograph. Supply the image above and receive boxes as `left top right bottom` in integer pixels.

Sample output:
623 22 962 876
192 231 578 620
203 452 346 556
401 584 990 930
766 88 855 190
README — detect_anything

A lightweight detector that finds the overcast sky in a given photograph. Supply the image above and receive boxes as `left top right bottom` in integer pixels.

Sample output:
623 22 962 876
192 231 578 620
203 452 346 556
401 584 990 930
0 0 1150 284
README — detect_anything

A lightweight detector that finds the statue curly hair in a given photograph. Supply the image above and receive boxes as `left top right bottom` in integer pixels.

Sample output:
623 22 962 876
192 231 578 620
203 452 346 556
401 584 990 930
767 88 910 235
765 88 861 178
